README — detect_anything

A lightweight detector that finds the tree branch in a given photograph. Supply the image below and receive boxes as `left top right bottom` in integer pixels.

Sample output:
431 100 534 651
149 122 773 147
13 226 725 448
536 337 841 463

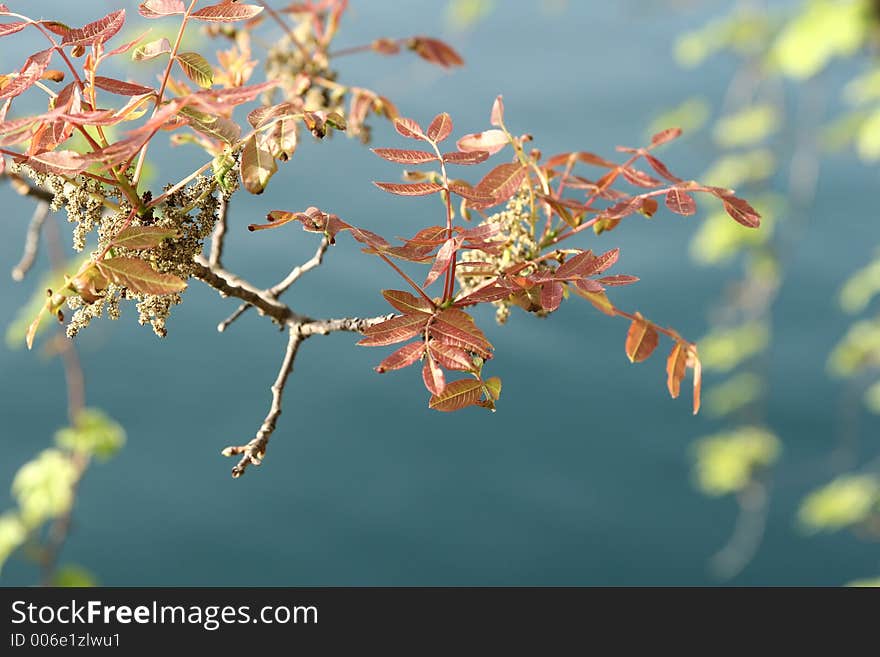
299 313 394 337
12 200 49 281
218 236 331 332
208 196 228 268
221 326 303 478
2 171 54 202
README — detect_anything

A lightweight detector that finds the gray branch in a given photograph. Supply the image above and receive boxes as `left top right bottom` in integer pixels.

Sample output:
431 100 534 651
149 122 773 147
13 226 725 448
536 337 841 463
208 196 228 267
218 236 331 333
222 326 303 478
12 201 49 281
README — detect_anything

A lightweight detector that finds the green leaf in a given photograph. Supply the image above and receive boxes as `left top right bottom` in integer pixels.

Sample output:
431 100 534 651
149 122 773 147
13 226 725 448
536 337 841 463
132 36 171 61
428 378 485 411
12 449 78 528
692 426 781 496
110 226 179 250
0 512 27 576
798 475 880 533
55 408 126 460
175 52 213 89
96 257 187 295
52 564 99 587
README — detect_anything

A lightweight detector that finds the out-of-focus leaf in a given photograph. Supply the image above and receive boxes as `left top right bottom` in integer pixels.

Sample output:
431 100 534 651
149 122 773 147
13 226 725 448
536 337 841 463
52 564 99 587
798 475 880 533
55 408 126 460
12 449 78 528
692 426 780 496
713 104 779 149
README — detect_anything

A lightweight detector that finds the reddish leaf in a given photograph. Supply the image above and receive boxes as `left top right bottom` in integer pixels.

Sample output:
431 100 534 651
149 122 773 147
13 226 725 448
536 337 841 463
62 10 125 46
490 95 504 127
371 148 437 164
721 196 761 228
371 37 400 55
665 189 696 216
455 283 512 306
622 167 661 188
424 238 457 288
393 117 426 140
448 182 495 207
666 342 688 399
93 76 155 96
375 341 424 373
427 112 453 142
428 378 484 412
651 127 682 147
544 151 618 169
456 129 507 155
373 181 443 197
0 48 52 100
442 150 488 165
429 342 475 371
247 102 299 129
422 356 446 396
691 347 702 415
358 314 430 347
191 3 264 22
407 36 464 69
240 134 276 194
625 315 658 363
596 275 639 286
138 0 185 18
475 162 527 203
21 150 90 175
431 308 493 358
96 257 187 295
540 281 564 312
0 21 26 37
382 289 433 314
643 154 683 183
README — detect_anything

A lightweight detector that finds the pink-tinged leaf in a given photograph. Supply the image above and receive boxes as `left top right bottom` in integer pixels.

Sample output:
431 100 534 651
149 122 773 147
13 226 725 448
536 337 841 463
428 378 484 412
596 274 639 286
22 150 90 175
139 1 185 18
132 37 172 61
93 76 155 96
557 248 619 280
585 248 620 276
598 198 641 221
357 313 430 347
382 289 433 314
407 36 464 69
541 281 564 312
110 226 178 250
455 283 512 306
643 153 683 183
240 134 276 194
429 342 474 371
651 127 682 147
62 10 125 47
544 151 618 169
621 167 661 188
721 196 761 228
247 101 299 129
490 95 504 127
375 341 424 373
442 150 488 165
424 238 457 288
691 347 702 415
189 80 278 112
96 257 187 295
105 30 150 58
427 112 453 142
0 48 52 100
475 162 527 203
666 342 688 399
665 188 696 216
371 148 437 164
373 181 443 197
393 116 426 140
625 315 658 363
0 21 26 37
191 3 264 22
448 181 495 207
422 356 446 396
456 129 507 155
573 285 615 316
176 52 213 88
431 308 493 358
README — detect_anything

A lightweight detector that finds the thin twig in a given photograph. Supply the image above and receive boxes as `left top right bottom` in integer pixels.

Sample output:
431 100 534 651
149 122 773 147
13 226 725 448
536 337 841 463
209 196 229 268
221 327 303 478
12 201 49 281
298 314 394 337
218 236 330 332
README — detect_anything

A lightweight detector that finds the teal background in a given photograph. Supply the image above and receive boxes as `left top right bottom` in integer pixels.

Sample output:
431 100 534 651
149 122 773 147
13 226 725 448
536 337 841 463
1 0 878 585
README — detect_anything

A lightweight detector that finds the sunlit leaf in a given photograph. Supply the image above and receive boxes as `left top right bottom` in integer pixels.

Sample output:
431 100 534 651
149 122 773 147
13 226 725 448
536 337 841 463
240 134 276 194
456 129 507 155
490 95 504 127
427 112 453 142
358 313 430 347
428 378 484 411
375 341 424 373
61 10 125 47
625 314 659 363
382 289 433 314
110 226 178 250
138 0 185 18
373 181 443 197
96 257 187 295
191 3 264 22
176 52 213 89
372 148 437 164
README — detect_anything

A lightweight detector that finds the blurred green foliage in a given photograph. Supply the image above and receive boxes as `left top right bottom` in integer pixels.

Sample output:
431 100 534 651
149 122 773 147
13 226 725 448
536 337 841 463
798 474 880 533
692 426 781 496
